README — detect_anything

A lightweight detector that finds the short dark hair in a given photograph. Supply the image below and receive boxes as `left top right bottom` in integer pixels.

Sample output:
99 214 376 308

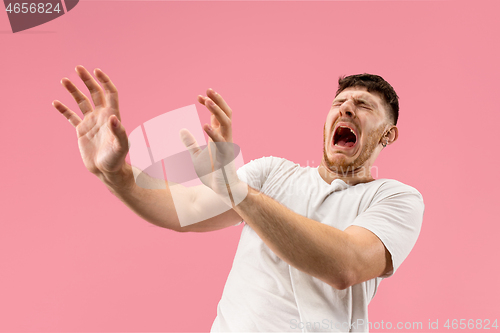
335 73 399 125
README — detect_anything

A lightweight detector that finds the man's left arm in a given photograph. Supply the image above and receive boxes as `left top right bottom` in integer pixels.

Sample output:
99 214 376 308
230 183 392 290
185 90 414 290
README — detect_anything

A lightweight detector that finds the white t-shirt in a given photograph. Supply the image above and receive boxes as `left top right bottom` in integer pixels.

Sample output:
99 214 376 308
210 156 424 332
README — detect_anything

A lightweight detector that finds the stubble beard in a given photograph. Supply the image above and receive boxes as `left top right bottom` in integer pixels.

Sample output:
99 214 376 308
322 124 386 176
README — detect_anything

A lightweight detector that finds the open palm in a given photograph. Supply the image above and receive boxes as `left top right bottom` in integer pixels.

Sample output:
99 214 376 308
53 66 129 177
180 89 247 206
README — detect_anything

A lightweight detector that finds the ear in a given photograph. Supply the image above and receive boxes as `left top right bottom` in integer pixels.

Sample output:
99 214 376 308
386 126 398 146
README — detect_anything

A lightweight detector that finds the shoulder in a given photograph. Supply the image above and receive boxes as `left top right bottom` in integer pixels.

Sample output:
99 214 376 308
365 178 424 208
372 178 422 196
237 156 300 190
239 155 298 173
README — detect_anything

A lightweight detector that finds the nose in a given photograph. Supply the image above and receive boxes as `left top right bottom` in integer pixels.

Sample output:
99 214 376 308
339 100 356 118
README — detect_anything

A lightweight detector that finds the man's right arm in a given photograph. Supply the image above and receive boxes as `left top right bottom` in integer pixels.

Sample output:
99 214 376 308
100 162 243 233
53 66 242 233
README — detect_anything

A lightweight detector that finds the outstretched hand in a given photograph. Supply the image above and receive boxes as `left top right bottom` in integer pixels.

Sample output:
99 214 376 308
53 66 129 180
180 89 246 205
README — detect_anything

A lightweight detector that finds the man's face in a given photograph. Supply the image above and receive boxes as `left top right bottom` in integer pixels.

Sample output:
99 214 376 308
323 86 391 174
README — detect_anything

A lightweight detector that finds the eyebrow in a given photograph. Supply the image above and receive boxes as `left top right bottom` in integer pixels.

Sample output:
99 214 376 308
353 97 376 107
332 96 376 108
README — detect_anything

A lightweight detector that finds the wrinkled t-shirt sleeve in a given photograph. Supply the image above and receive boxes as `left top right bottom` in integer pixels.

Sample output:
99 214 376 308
232 156 283 225
236 156 284 192
350 181 425 278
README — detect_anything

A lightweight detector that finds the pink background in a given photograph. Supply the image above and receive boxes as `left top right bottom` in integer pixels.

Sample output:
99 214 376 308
1 0 499 332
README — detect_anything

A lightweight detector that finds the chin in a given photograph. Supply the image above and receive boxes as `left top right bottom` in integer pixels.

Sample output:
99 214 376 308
323 151 359 173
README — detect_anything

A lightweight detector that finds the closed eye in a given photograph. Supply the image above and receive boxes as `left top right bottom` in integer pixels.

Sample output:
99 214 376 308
355 101 372 110
352 97 374 110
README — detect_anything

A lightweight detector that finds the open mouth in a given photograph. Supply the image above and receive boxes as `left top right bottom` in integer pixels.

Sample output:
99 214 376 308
333 125 358 148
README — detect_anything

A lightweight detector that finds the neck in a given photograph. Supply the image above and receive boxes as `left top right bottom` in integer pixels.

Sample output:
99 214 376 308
317 159 375 186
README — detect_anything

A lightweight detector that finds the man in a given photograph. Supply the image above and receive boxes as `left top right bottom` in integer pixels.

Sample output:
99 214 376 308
53 67 424 332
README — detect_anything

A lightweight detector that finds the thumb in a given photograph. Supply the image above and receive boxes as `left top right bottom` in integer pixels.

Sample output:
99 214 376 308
109 115 128 153
180 128 202 156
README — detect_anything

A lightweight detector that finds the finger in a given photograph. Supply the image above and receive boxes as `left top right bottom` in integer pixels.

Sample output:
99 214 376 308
75 65 106 108
61 78 94 115
108 115 128 155
52 100 82 128
179 128 203 156
95 68 120 112
197 95 204 104
204 124 225 143
198 96 227 126
211 114 220 129
197 91 233 120
207 88 232 119
204 124 234 167
205 98 232 140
